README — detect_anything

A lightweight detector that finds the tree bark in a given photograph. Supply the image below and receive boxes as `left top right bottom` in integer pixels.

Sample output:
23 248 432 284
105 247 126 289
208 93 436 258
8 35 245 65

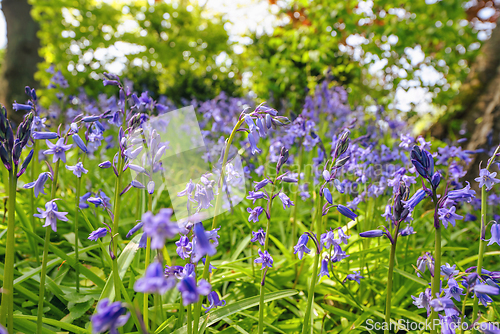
0 0 42 125
431 17 500 179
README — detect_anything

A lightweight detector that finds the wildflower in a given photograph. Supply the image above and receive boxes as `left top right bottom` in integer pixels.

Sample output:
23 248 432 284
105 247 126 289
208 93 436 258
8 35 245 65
441 263 459 280
98 161 112 168
320 230 339 249
382 204 393 222
438 206 463 228
191 222 217 262
429 297 456 312
177 276 211 305
12 102 32 111
416 252 434 277
66 162 88 178
142 209 179 250
147 181 155 194
294 234 311 260
319 258 329 277
403 189 428 211
337 228 350 245
254 179 270 191
322 170 331 181
323 188 333 204
248 131 261 155
176 235 193 259
359 230 386 238
72 134 88 153
255 249 273 269
331 243 350 262
447 181 476 202
475 169 500 191
475 283 500 296
487 223 500 246
134 262 176 294
251 229 266 246
34 199 68 232
276 147 289 174
337 205 357 221
23 172 49 198
203 291 226 313
345 271 364 284
478 322 500 333
412 288 432 314
88 227 108 241
43 138 72 163
410 145 434 180
127 222 143 238
247 206 264 222
246 191 267 204
445 278 464 301
91 299 130 334
79 192 91 209
33 131 58 140
278 192 294 209
399 225 416 236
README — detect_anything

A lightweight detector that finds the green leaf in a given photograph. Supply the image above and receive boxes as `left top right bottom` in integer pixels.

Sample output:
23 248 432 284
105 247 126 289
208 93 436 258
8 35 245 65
391 267 428 286
13 315 88 334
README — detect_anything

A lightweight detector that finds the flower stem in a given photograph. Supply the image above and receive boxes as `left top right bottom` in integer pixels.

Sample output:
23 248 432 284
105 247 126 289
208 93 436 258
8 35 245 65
460 291 469 334
30 140 40 263
193 118 245 334
112 154 124 302
187 304 193 334
37 160 59 334
301 250 320 334
430 226 442 334
384 233 399 334
74 172 82 292
143 194 153 331
472 186 487 327
0 167 17 332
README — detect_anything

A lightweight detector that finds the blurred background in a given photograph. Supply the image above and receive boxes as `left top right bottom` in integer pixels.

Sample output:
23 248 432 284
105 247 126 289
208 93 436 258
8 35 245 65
1 0 500 156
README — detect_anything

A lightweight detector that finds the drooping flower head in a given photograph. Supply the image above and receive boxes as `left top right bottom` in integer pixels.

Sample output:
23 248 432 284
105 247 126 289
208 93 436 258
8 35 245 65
34 199 69 232
255 249 273 269
294 234 311 260
43 138 73 163
177 276 211 305
475 168 500 191
134 262 176 294
251 228 266 246
203 291 226 313
66 162 88 178
142 209 179 250
91 299 130 334
23 172 50 198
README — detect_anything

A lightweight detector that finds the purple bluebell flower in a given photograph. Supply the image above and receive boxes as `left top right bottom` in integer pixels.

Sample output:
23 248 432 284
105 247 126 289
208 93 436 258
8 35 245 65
438 206 463 228
176 235 192 259
416 252 434 277
142 209 179 250
439 315 455 334
278 192 294 209
147 181 155 194
203 291 226 313
331 243 349 263
445 278 464 301
131 180 145 189
431 172 441 188
399 225 416 236
178 276 211 305
322 170 331 181
134 262 176 294
89 227 108 241
99 161 112 168
247 206 264 222
478 322 500 333
320 229 339 249
323 188 333 204
441 263 459 280
23 172 49 198
126 222 143 238
248 131 262 155
337 228 350 245
254 178 270 191
255 249 273 269
475 169 500 191
475 283 500 296
43 138 72 163
336 205 357 221
88 197 105 207
318 258 330 277
382 204 393 222
192 222 217 263
294 234 311 260
79 192 91 209
33 131 58 140
359 230 386 238
429 297 456 312
34 199 69 232
12 102 32 111
72 134 88 153
246 191 267 204
345 271 364 284
91 298 130 334
202 257 217 273
488 223 500 246
251 228 266 246
411 145 434 180
412 288 432 315
403 189 428 211
447 182 476 202
66 162 88 178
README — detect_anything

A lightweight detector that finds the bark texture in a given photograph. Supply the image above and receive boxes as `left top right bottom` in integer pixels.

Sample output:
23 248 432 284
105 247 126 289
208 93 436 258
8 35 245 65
0 0 42 125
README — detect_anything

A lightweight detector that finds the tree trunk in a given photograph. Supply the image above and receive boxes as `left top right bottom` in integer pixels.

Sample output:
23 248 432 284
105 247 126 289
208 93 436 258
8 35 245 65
431 17 500 179
0 0 42 125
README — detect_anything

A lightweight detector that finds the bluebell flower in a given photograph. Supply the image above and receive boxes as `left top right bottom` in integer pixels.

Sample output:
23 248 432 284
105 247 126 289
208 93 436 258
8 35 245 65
247 206 264 222
412 288 432 315
202 257 217 273
318 258 329 277
251 228 266 246
255 249 273 269
475 169 500 191
12 102 32 111
439 314 456 334
134 262 176 294
416 252 434 277
142 209 179 250
191 222 217 263
72 134 88 153
337 228 350 245
43 138 72 163
438 206 463 228
345 271 364 284
33 131 58 140
126 222 143 238
465 213 477 222
441 263 459 280
89 227 108 241
410 145 434 180
382 204 393 222
331 243 349 262
429 297 456 312
431 172 441 188
246 191 267 204
91 298 130 334
79 192 91 209
248 131 262 155
23 172 49 198
203 291 226 313
474 283 500 296
445 278 464 301
399 224 416 237
403 189 428 211
66 162 88 178
294 234 311 260
147 181 155 194
323 188 333 204
176 235 192 259
320 229 339 249
447 182 476 202
278 192 294 209
336 205 357 221
487 223 500 246
478 322 500 334
34 199 69 232
98 161 112 168
177 276 211 305
359 230 386 238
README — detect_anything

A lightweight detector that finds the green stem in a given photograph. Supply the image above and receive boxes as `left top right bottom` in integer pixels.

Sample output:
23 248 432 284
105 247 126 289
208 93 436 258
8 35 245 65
384 233 399 334
291 145 304 251
0 167 17 332
460 291 469 334
143 193 153 330
301 250 320 334
473 186 487 327
30 140 40 263
187 304 193 334
112 154 124 302
37 160 59 334
193 118 245 334
74 173 82 292
430 226 442 334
